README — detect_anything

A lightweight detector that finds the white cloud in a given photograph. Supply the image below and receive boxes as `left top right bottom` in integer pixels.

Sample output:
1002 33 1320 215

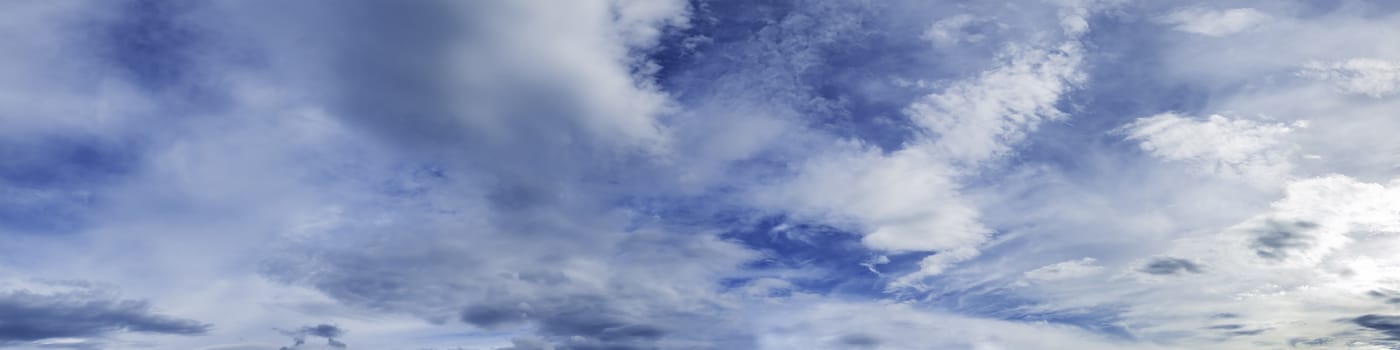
760 43 1088 286
1161 7 1271 36
1300 58 1400 98
946 7 1400 346
1023 257 1104 282
907 42 1086 166
8 1 1400 349
756 144 984 253
955 175 1400 348
1131 175 1400 345
1120 113 1297 185
756 2 1099 289
1225 175 1400 266
1149 7 1400 181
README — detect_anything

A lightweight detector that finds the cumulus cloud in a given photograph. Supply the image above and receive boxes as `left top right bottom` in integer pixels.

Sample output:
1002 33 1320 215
757 145 982 253
1232 175 1400 265
1119 113 1297 184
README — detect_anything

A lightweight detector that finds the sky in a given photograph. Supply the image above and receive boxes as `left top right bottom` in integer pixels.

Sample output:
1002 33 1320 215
2 0 1400 349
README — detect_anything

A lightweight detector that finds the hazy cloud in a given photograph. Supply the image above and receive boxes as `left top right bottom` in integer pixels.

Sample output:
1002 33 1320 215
1160 7 1270 36
1300 59 1400 98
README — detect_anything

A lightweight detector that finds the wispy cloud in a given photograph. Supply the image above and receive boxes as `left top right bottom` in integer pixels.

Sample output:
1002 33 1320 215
1160 7 1271 36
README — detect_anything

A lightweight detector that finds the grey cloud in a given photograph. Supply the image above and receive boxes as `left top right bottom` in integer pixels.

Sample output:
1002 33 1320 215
277 324 346 349
1369 290 1400 305
273 0 678 195
237 1 1087 349
1227 328 1268 336
461 304 529 330
1203 324 1269 339
495 337 551 350
0 288 209 345
314 1 481 150
530 297 668 343
1139 257 1202 275
299 324 344 339
454 281 738 350
460 297 674 345
1289 337 1332 347
1353 314 1400 340
836 333 881 348
483 311 670 350
1250 220 1318 261
262 218 759 350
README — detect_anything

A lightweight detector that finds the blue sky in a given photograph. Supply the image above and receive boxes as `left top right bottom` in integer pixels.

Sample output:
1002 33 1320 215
3 0 1400 349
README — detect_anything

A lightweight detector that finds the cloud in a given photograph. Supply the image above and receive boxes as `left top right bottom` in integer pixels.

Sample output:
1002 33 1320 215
756 145 983 254
187 2 767 348
921 14 1004 47
906 42 1086 166
1138 257 1202 275
495 337 552 350
833 333 880 349
1 0 735 349
301 1 683 155
1119 113 1297 184
277 324 346 349
757 2 1096 289
987 175 1400 346
0 282 209 347
756 301 1169 350
241 1 1112 346
1236 175 1400 264
260 210 760 349
1368 290 1400 305
1025 257 1104 281
1300 59 1400 98
1246 220 1318 261
1160 7 1270 36
3 1 1400 350
1354 315 1400 341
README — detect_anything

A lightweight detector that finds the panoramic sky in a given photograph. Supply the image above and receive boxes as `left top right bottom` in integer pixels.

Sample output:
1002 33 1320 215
3 0 1400 349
